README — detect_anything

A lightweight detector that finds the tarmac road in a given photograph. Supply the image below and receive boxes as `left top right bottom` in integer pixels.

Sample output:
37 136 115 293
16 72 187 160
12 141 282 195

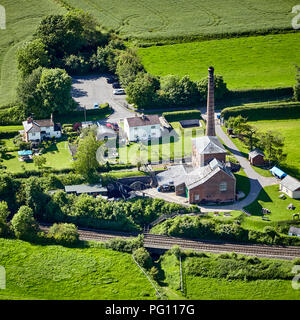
71 74 135 122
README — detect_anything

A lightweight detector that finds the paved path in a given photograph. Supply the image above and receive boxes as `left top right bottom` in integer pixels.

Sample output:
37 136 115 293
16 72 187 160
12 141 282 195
198 111 278 212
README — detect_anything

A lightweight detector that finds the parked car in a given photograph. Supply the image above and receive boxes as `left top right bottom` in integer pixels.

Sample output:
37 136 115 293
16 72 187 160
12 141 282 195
113 89 125 95
112 82 121 89
94 103 99 109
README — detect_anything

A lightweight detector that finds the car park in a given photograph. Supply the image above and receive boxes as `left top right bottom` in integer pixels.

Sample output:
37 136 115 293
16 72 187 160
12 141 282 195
113 89 125 95
112 82 121 89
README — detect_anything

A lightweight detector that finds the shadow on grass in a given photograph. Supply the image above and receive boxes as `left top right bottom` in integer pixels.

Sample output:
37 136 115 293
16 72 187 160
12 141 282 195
244 188 273 217
225 145 248 158
235 172 250 197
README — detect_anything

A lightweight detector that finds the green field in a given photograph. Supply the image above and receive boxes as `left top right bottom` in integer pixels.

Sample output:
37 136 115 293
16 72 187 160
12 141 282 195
0 238 156 300
138 33 300 89
63 0 295 41
244 184 300 221
224 117 300 179
0 0 65 107
160 253 299 300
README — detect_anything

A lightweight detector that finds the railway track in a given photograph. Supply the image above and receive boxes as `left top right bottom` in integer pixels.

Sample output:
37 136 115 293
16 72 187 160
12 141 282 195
39 224 300 260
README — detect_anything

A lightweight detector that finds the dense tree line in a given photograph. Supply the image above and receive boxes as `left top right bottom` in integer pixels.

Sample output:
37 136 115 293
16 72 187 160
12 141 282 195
153 215 300 246
120 49 229 109
16 9 124 119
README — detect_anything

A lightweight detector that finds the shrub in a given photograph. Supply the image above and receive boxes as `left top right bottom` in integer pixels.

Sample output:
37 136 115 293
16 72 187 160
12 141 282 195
293 258 300 265
221 101 300 121
10 206 39 240
162 110 201 122
105 234 144 253
133 247 153 269
48 223 79 245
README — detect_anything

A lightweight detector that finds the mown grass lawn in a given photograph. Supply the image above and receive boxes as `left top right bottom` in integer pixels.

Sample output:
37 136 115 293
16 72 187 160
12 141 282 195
223 118 300 180
118 121 205 164
1 139 73 173
244 184 300 222
0 238 156 300
138 33 300 89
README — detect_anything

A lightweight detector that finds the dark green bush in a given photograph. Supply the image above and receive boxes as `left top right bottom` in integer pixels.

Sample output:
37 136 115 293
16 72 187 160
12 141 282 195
133 247 153 269
162 110 201 122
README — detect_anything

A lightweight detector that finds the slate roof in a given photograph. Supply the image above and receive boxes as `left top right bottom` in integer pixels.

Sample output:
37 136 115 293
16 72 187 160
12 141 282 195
65 184 107 194
289 226 300 235
280 175 300 191
156 159 235 190
22 118 60 133
192 136 226 155
126 114 161 127
249 148 265 158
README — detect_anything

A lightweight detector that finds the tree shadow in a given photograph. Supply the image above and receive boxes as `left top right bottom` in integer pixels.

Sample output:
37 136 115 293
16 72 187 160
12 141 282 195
225 145 248 158
245 187 273 217
71 87 88 98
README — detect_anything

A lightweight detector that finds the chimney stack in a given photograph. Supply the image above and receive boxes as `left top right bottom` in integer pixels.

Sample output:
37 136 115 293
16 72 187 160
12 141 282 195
206 66 216 136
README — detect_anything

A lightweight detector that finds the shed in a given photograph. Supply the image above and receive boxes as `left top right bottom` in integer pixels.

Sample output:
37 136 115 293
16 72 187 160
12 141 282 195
65 184 108 197
248 148 265 166
279 175 300 199
270 166 287 179
288 226 300 237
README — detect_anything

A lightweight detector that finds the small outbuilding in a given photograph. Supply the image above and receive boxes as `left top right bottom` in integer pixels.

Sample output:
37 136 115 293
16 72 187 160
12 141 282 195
279 175 300 199
248 148 265 166
288 226 300 237
65 184 108 197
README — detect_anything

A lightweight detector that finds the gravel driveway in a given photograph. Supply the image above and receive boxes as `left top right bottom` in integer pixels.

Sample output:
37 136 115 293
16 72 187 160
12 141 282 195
71 74 136 122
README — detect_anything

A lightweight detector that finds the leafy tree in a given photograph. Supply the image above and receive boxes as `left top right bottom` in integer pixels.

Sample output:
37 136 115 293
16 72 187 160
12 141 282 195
48 223 79 245
259 131 287 164
133 247 153 269
10 206 39 240
17 67 44 117
33 155 47 170
294 65 300 101
116 49 144 87
18 67 74 118
37 68 74 115
64 54 90 75
17 39 50 78
126 72 160 108
240 123 259 150
170 245 183 259
149 266 159 281
73 132 102 181
197 74 229 101
24 177 50 219
0 174 19 211
90 45 118 73
160 75 199 106
0 201 10 237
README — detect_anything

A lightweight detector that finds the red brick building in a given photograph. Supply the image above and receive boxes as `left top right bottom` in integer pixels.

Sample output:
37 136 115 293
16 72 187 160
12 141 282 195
248 148 265 166
156 66 236 204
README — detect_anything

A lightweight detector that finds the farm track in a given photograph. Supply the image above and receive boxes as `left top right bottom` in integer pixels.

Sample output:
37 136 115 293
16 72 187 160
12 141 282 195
39 224 300 260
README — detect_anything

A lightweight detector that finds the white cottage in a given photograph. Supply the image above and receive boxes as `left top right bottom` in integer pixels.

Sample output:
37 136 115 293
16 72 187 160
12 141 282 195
22 114 61 142
279 175 300 199
124 114 162 141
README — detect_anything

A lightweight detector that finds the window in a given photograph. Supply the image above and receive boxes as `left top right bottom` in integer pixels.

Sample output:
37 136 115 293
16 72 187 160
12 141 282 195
151 126 156 129
32 133 35 136
194 194 200 201
219 181 227 192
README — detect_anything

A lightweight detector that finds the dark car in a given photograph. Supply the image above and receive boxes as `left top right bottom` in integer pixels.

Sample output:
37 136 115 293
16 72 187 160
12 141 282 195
112 82 121 89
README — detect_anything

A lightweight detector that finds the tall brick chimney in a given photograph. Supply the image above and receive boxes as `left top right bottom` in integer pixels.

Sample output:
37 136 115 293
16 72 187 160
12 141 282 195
206 66 216 136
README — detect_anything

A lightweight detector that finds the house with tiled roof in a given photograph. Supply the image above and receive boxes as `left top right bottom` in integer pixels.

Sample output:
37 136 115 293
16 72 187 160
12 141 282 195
22 114 61 142
124 114 162 141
